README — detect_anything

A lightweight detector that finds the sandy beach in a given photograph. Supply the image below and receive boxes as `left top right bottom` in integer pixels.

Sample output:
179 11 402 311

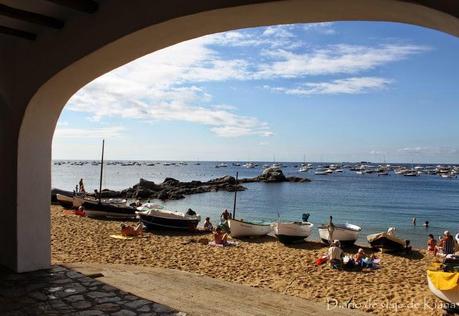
51 205 443 316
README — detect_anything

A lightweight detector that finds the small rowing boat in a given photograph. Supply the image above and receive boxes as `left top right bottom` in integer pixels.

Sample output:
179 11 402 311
228 218 272 238
273 214 313 244
318 216 361 246
136 204 201 231
367 227 408 252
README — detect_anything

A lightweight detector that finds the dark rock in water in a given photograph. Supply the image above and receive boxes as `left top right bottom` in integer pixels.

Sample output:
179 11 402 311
70 168 309 202
239 167 311 184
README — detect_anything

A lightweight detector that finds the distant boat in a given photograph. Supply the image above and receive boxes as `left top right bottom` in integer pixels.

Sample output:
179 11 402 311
404 171 419 177
242 162 256 168
318 217 361 246
228 219 272 238
136 205 201 231
315 168 329 175
272 213 313 244
367 228 407 252
298 166 310 172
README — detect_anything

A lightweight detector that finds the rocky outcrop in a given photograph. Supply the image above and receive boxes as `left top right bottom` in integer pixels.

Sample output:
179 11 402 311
93 169 310 201
239 167 311 184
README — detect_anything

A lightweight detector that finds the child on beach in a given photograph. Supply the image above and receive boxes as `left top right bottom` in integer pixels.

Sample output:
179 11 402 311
213 227 228 246
203 217 213 232
427 234 437 256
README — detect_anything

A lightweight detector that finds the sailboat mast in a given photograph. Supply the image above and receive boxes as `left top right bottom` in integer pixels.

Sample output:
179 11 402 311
98 139 105 203
232 172 239 219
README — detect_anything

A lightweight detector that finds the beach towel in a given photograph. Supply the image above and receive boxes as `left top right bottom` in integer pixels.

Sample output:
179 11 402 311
63 210 86 216
208 240 238 247
427 270 459 291
109 234 133 240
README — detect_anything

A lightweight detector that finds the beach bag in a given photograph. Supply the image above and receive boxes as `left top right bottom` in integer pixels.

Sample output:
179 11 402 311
315 256 328 265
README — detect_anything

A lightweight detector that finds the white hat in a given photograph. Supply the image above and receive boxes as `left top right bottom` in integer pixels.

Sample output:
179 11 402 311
444 230 450 236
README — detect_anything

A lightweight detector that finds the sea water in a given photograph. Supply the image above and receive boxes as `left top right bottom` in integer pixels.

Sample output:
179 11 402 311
52 161 459 248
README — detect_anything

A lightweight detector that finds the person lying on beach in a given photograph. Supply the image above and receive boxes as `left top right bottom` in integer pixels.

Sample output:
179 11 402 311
328 240 343 269
75 206 86 217
120 223 143 237
203 217 213 232
427 234 437 256
213 227 228 246
439 231 455 255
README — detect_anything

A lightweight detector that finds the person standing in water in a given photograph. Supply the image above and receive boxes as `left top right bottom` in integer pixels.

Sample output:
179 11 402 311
412 217 416 225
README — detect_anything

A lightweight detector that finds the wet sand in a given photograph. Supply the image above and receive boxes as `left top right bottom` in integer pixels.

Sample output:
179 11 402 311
51 205 443 315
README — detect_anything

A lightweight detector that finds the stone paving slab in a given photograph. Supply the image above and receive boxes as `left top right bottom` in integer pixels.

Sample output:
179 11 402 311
68 263 371 316
0 265 185 316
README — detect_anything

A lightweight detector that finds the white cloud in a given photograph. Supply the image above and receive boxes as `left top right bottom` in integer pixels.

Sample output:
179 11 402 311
303 22 336 34
398 146 458 155
66 25 429 138
266 77 391 96
256 44 429 78
54 126 125 138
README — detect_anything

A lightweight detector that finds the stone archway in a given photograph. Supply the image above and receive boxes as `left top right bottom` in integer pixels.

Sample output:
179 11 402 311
3 0 459 272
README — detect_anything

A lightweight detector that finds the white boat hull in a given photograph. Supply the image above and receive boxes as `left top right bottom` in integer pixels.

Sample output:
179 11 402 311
427 273 459 305
273 222 313 243
84 209 135 219
318 224 361 245
228 219 272 238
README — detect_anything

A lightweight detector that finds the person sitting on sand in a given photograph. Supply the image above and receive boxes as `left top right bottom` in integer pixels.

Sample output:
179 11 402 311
203 217 213 232
439 231 455 255
427 234 437 256
213 227 228 246
120 223 143 237
354 248 367 266
328 240 343 269
75 206 86 217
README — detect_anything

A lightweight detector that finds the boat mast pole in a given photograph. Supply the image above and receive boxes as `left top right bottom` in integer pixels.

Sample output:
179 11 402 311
232 172 238 219
98 139 105 204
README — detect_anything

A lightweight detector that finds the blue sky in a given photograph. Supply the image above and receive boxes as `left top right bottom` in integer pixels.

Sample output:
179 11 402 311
53 22 459 163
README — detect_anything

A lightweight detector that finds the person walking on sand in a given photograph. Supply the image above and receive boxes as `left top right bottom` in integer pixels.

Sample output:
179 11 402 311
220 209 231 221
327 216 335 243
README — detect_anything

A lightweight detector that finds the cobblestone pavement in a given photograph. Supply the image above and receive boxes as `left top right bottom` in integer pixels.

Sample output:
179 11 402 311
0 265 186 316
